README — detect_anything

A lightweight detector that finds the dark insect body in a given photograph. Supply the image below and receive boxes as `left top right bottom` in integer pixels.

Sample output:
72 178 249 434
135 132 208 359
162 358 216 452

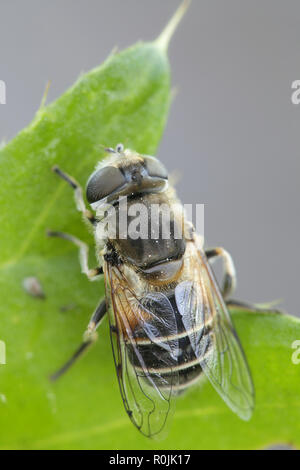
49 144 254 438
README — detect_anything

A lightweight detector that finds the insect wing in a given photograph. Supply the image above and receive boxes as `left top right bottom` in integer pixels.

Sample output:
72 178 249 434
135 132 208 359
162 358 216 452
105 264 179 438
175 243 254 420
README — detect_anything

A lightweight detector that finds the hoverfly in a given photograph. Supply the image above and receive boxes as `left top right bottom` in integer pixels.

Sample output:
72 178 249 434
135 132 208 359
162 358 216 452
49 144 254 438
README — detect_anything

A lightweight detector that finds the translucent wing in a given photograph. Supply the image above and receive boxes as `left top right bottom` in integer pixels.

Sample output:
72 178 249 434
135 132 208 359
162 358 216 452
175 242 254 420
104 263 179 438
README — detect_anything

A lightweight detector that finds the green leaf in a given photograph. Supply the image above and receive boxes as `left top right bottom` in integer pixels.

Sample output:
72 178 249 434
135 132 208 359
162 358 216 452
0 1 299 450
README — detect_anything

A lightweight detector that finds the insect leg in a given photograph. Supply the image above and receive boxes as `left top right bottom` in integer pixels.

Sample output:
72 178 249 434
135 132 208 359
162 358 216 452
52 165 96 226
47 230 103 280
205 247 236 299
50 299 107 381
226 299 282 314
84 299 107 339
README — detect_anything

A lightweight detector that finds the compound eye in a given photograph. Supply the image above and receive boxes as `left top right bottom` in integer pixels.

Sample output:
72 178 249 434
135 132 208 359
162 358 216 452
86 166 125 203
144 156 168 180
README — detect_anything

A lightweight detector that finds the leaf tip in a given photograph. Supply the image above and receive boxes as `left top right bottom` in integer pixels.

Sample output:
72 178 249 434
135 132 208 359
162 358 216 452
155 0 191 53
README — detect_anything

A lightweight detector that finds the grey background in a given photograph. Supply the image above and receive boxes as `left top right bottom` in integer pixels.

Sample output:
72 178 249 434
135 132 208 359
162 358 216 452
0 0 299 315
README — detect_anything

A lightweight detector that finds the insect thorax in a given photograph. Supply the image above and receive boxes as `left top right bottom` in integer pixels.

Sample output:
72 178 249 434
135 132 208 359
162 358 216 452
95 192 186 282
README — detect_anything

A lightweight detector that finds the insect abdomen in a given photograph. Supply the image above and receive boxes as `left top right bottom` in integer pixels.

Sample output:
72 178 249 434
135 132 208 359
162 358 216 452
128 294 203 395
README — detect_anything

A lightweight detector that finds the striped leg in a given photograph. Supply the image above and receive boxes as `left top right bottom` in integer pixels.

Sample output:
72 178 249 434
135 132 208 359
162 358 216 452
226 299 282 314
50 299 107 381
52 165 96 226
205 247 236 299
47 230 103 280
